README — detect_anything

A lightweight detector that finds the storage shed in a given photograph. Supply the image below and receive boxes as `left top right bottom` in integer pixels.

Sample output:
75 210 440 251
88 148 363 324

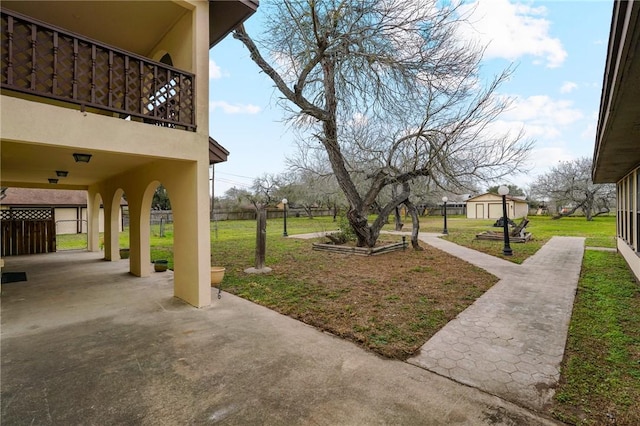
466 193 529 219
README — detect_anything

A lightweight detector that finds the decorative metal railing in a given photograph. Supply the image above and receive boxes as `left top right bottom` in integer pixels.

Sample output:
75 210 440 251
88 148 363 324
0 9 196 131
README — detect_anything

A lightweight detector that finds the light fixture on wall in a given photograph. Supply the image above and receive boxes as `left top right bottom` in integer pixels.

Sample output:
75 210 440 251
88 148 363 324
56 170 69 177
73 153 92 163
48 178 59 184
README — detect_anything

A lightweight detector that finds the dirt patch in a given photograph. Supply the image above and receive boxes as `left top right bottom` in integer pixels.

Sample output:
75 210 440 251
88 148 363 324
222 239 497 359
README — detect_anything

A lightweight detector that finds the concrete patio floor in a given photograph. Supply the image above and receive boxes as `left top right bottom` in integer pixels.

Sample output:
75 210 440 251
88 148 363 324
0 250 560 425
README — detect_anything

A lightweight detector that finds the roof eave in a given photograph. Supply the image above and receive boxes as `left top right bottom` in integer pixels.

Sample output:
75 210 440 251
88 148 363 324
592 1 640 183
209 0 258 48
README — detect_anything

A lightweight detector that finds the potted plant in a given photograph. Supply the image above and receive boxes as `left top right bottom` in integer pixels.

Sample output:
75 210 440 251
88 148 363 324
210 267 225 286
154 260 169 272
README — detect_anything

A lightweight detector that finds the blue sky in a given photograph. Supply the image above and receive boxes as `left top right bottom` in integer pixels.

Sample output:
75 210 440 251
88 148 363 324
208 0 612 197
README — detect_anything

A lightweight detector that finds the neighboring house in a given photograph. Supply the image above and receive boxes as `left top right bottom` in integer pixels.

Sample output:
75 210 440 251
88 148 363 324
592 1 640 281
0 1 257 307
466 193 529 220
0 188 126 234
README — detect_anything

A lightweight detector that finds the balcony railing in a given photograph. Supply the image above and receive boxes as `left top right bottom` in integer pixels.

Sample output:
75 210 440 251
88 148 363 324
0 9 195 131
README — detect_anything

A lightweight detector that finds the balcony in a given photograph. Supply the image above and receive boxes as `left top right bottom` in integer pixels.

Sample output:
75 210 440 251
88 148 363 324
0 9 196 131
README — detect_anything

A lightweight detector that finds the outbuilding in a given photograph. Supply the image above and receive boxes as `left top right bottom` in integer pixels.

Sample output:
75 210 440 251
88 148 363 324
1 188 126 235
466 193 529 219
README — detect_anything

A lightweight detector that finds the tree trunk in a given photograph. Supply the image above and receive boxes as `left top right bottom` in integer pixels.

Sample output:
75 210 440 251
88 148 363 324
552 202 585 220
404 199 423 250
348 208 376 247
347 182 418 249
394 206 403 231
584 194 594 221
303 205 314 219
391 185 403 230
255 208 267 269
585 208 593 221
593 207 610 217
319 56 377 247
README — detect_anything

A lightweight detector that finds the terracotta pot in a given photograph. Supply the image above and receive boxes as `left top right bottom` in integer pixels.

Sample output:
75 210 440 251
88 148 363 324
210 267 226 285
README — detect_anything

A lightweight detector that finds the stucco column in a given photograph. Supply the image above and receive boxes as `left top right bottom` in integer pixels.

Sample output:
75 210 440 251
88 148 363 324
126 188 151 277
86 187 101 252
167 0 211 307
168 160 211 307
101 189 119 261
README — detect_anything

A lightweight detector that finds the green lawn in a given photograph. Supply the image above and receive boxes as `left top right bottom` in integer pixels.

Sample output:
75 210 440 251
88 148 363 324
553 250 640 425
57 216 338 269
440 215 616 263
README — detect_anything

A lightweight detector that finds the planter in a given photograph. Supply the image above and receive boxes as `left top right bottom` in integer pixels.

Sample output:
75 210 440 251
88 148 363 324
119 248 130 259
154 260 168 272
210 267 226 286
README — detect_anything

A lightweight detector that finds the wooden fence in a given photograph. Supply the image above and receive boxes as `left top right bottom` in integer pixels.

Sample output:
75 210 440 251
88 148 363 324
1 208 56 256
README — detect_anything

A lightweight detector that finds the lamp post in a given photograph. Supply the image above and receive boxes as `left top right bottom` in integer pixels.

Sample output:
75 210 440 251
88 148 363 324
442 196 448 235
282 198 288 237
497 185 513 256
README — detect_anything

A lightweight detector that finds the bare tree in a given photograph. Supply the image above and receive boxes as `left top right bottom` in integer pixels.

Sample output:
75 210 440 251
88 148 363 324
244 173 282 210
279 169 344 218
529 157 616 221
234 0 532 247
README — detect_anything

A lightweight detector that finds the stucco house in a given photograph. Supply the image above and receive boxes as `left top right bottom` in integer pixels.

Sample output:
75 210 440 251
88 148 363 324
592 0 640 281
466 193 529 220
0 1 258 307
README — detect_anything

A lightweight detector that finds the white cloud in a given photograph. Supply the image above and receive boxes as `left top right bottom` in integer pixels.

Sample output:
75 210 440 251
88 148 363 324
581 122 596 141
511 145 574 189
503 95 583 126
580 111 599 140
210 101 261 114
483 95 584 150
490 119 561 140
457 0 567 68
209 60 222 79
560 81 578 93
531 146 575 170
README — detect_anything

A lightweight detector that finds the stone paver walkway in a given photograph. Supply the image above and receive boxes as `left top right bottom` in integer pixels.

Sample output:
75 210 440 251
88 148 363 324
408 235 585 411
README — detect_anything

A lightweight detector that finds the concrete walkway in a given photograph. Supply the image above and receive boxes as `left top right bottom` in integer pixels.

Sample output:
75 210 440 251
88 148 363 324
0 251 560 425
408 234 585 411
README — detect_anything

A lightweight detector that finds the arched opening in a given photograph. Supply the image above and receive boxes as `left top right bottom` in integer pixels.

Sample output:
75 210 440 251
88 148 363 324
159 53 173 66
147 181 174 271
50 190 102 251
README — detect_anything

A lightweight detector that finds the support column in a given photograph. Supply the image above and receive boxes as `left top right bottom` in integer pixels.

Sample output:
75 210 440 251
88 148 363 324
103 189 121 261
86 187 101 252
168 160 211 307
127 188 151 277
